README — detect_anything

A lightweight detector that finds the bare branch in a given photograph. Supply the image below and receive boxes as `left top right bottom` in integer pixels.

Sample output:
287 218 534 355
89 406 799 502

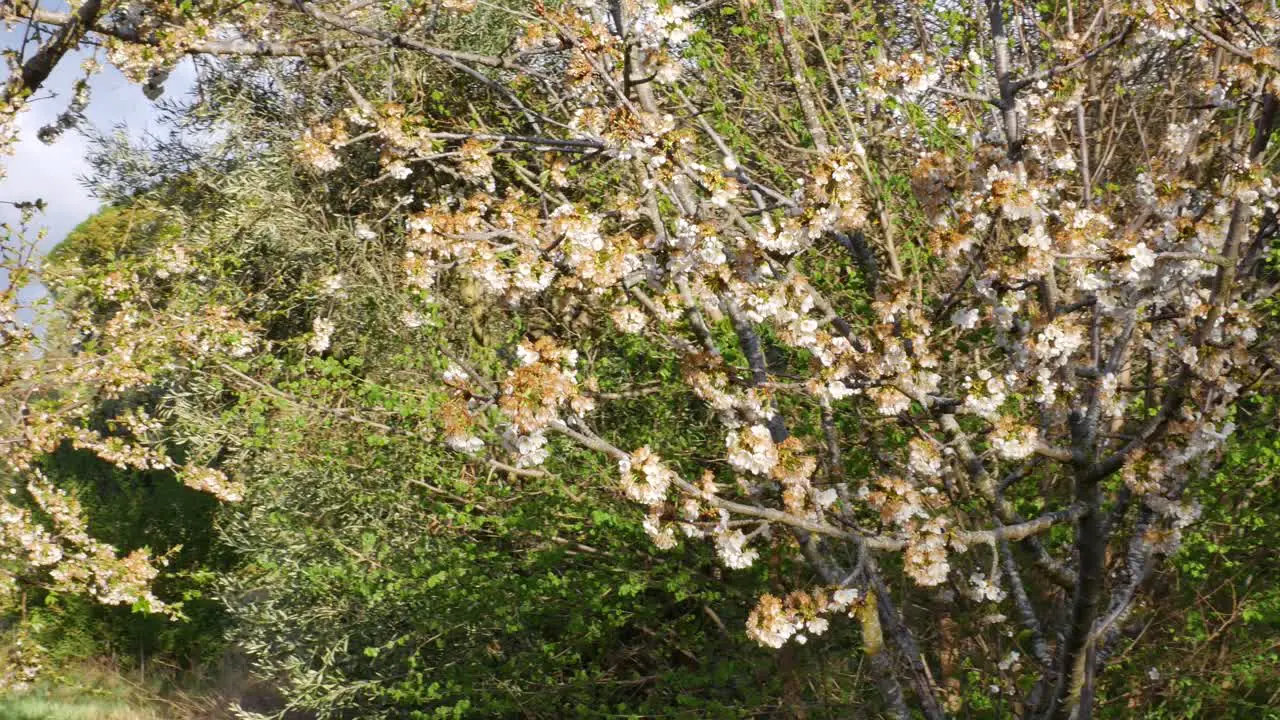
1010 22 1134 93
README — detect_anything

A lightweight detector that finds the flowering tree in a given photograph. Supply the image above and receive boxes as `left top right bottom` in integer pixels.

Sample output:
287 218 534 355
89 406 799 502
3 0 1280 716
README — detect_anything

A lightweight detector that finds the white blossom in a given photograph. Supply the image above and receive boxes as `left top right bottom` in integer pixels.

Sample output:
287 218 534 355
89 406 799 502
309 318 335 353
713 526 759 569
726 425 778 476
951 307 980 330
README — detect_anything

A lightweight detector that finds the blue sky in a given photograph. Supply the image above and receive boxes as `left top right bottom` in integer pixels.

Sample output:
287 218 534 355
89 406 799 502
2 23 193 324
2 27 195 254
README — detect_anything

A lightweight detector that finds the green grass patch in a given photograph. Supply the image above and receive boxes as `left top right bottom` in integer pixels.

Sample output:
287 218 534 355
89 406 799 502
0 692 163 720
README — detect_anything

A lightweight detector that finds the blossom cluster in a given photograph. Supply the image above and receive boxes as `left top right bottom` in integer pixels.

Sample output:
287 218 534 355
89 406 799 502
746 587 865 648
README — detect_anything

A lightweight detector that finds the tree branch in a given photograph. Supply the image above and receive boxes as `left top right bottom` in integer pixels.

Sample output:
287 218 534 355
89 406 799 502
2 0 114 105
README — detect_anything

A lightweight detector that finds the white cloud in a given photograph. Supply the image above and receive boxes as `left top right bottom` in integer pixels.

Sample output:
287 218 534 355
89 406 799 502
2 28 196 252
1 27 195 327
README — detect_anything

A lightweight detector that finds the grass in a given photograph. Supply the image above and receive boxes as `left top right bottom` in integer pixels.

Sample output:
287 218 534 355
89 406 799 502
0 691 165 720
0 657 229 720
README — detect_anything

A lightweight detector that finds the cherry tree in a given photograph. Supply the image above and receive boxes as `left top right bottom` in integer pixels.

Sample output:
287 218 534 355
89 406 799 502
3 0 1279 716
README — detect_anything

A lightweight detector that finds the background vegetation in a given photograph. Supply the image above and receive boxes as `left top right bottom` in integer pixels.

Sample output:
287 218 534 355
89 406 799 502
2 0 1279 718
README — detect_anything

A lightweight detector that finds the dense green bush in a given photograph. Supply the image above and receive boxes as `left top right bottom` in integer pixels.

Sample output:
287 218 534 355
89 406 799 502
30 447 231 674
